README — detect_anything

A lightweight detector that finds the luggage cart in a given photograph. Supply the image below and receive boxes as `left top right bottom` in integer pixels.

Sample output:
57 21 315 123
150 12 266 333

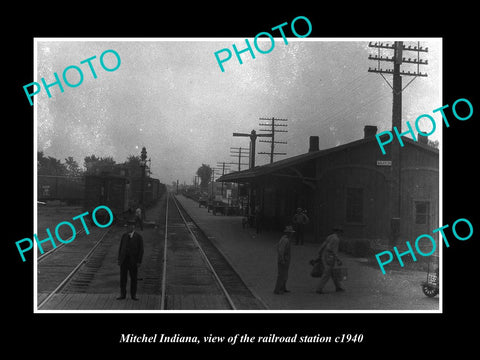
421 254 439 297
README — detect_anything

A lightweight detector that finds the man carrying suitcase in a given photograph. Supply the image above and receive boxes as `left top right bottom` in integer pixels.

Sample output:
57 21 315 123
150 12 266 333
316 226 345 294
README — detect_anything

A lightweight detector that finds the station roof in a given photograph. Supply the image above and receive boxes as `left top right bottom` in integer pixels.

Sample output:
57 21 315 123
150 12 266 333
217 135 438 183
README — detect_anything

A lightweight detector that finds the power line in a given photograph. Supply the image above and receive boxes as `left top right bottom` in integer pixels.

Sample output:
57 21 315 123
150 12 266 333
310 72 371 111
229 147 249 171
302 90 389 138
216 161 231 196
322 91 390 126
257 117 288 163
300 73 389 136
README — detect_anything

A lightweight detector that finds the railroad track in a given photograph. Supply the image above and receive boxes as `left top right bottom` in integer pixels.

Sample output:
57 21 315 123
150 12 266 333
37 228 87 263
37 226 112 309
161 193 266 310
36 193 265 311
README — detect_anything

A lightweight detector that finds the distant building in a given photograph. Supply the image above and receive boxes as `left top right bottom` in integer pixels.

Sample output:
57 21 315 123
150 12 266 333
218 125 439 245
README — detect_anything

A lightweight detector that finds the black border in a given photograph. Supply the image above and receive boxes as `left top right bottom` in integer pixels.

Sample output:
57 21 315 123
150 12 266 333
7 6 479 354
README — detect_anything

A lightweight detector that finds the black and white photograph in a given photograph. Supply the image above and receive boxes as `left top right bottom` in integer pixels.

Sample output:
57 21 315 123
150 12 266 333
32 38 442 312
7 8 479 354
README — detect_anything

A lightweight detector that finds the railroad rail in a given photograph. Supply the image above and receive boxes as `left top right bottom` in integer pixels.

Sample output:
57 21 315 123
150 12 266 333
161 193 266 310
37 227 112 309
36 192 265 311
37 228 86 263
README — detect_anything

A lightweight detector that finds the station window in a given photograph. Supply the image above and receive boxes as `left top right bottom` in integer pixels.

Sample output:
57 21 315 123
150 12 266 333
415 201 429 224
346 187 363 223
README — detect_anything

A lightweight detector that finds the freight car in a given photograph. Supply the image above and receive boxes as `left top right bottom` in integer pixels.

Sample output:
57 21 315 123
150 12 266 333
83 172 165 224
84 173 131 223
129 177 162 208
38 175 84 204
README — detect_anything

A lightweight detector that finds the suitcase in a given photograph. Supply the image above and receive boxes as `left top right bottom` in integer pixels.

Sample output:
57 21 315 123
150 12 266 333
310 259 324 278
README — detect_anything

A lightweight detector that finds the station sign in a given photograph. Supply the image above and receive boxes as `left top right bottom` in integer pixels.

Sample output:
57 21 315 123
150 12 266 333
376 160 392 166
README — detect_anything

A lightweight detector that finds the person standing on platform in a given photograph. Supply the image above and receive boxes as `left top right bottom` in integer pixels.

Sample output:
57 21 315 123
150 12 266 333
292 208 309 245
274 225 295 295
117 222 144 301
316 227 345 294
134 205 143 231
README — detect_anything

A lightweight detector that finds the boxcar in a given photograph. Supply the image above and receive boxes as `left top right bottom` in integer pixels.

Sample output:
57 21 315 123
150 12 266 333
38 175 84 204
129 177 162 207
84 174 131 221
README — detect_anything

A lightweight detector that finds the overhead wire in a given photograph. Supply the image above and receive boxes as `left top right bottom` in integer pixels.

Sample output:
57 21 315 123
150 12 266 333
300 73 390 137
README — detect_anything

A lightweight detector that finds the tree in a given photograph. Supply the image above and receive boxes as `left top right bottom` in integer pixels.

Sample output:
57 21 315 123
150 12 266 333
38 151 67 175
65 156 82 176
196 164 212 190
83 154 100 172
37 151 47 173
124 155 143 178
84 155 116 173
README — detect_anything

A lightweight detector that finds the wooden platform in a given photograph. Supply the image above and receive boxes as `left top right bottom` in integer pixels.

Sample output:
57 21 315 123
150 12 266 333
165 294 230 310
38 293 163 310
37 292 240 311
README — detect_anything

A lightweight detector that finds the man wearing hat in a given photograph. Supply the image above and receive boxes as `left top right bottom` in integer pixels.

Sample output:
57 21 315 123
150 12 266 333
274 225 295 294
117 222 144 301
316 226 345 294
292 208 309 245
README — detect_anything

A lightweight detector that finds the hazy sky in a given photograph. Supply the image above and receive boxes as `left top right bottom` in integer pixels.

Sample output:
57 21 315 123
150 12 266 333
36 38 442 184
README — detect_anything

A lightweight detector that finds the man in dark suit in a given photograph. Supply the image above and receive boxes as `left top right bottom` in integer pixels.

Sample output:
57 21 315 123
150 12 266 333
117 222 144 301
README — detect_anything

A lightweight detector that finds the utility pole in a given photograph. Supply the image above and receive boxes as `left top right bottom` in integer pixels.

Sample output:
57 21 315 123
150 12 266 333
216 161 231 197
228 148 248 207
368 41 428 132
230 147 249 171
233 129 272 169
210 167 222 199
258 117 288 163
368 41 428 245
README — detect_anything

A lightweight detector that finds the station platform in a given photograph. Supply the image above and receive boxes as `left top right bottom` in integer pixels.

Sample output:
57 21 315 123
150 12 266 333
175 194 440 311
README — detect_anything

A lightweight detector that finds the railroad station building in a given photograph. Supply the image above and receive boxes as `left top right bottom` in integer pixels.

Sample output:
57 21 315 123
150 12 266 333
218 125 439 246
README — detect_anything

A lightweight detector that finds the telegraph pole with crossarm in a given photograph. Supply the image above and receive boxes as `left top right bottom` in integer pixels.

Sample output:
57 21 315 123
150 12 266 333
230 147 249 171
368 40 428 245
216 161 231 197
258 117 288 164
368 41 428 133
